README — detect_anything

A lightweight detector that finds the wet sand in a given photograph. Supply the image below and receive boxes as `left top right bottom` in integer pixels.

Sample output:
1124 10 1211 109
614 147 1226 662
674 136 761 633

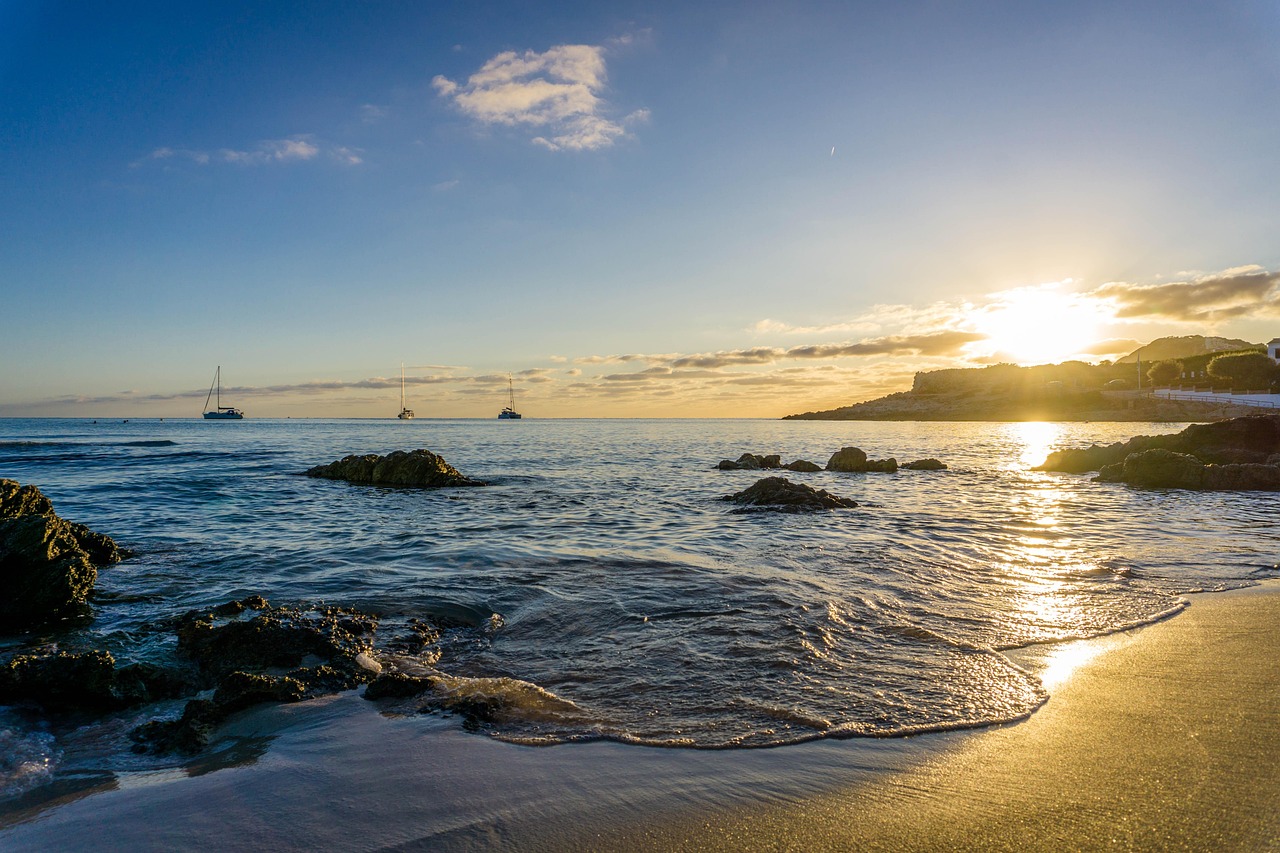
582 582 1280 851
3 583 1278 851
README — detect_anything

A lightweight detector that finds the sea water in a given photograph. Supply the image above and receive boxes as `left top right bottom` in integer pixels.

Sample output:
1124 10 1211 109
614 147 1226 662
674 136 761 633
0 417 1275 802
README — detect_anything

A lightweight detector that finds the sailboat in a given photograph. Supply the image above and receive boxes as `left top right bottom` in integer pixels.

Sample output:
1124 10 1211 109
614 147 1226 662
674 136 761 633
397 364 415 420
202 366 244 419
498 374 522 419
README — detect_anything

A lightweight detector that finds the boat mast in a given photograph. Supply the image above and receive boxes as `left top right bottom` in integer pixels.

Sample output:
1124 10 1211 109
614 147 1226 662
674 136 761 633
203 366 219 414
401 364 406 410
508 374 515 409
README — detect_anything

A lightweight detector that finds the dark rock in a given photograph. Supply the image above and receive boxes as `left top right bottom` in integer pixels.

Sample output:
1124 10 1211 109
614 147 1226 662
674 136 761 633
1097 448 1280 491
825 447 868 472
0 479 127 631
130 598 385 754
902 458 948 471
721 477 857 512
784 459 822 472
304 449 486 488
364 672 436 700
1037 414 1280 473
865 458 898 473
0 649 195 714
716 453 784 471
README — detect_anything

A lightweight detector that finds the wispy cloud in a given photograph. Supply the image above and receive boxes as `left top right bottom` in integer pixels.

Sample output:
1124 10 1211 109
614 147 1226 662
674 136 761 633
135 135 361 168
433 43 646 151
1089 266 1280 322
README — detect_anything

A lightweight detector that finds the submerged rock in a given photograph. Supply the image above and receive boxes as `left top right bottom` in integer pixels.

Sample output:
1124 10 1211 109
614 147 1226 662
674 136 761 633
1096 448 1280 491
902 458 948 471
825 447 868 472
721 477 857 512
304 449 486 488
0 479 127 631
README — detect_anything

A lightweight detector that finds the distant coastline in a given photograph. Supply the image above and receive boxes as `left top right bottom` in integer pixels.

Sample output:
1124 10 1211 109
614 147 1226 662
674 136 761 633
786 357 1267 422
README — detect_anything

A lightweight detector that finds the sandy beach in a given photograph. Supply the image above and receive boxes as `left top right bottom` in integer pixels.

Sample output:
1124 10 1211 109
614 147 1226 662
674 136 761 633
4 582 1278 852
584 581 1280 851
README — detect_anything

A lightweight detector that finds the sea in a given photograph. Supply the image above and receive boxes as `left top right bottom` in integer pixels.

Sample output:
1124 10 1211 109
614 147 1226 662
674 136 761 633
1 417 1277 830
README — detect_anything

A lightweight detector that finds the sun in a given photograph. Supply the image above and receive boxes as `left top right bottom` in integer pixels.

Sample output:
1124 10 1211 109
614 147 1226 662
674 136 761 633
970 284 1104 365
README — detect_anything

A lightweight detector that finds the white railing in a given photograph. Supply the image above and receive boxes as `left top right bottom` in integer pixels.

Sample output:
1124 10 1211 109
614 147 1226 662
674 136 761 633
1153 390 1280 410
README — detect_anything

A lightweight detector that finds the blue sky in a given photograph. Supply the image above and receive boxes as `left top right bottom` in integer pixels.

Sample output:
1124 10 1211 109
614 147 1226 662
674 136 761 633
2 1 1278 417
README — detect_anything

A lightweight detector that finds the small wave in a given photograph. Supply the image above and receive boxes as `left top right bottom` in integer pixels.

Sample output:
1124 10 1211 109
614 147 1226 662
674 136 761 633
0 721 59 799
0 439 177 448
428 672 591 726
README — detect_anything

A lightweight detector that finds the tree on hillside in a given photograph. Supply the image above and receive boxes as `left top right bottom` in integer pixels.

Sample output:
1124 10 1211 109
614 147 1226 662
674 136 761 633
1207 352 1280 389
1147 360 1183 386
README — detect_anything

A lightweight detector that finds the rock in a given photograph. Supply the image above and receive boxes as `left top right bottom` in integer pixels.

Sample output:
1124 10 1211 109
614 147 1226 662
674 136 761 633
715 453 784 471
825 447 868 472
364 672 436 700
902 458 948 471
130 598 385 754
865 458 898 473
1096 448 1280 491
721 477 857 512
0 480 127 631
784 459 822 472
303 449 486 488
0 650 186 713
1037 414 1280 473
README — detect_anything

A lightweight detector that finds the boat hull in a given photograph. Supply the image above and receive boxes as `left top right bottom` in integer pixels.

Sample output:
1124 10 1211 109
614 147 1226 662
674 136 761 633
203 410 244 420
498 409 522 419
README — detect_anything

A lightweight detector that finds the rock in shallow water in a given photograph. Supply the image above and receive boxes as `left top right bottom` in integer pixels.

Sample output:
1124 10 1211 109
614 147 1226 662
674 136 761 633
303 449 486 488
1096 448 1280 491
721 476 857 512
0 479 127 632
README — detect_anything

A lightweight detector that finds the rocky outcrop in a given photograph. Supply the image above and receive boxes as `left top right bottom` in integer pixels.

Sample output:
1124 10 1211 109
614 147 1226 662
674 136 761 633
825 446 868 472
130 597 384 754
824 447 899 473
0 650 184 713
0 480 127 631
1095 449 1280 491
721 477 857 512
1037 415 1280 474
716 453 824 472
902 458 948 471
304 449 485 488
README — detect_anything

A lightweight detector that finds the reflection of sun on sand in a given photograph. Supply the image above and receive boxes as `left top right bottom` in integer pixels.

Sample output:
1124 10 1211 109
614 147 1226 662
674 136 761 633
593 582 1280 851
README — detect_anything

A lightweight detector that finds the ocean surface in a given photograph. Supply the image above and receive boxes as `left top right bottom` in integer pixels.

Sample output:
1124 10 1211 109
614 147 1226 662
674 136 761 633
2 417 1277 807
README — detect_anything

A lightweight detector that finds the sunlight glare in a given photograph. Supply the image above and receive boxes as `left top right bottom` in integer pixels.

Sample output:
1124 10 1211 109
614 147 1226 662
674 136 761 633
972 284 1104 365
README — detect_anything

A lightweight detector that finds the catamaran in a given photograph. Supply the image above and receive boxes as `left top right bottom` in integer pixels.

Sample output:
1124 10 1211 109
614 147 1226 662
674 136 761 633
498 374 521 419
397 364 415 420
202 366 244 419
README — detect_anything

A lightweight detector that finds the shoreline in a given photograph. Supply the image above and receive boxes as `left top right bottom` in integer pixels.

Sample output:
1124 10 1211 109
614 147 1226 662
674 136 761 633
3 583 1278 850
579 581 1280 851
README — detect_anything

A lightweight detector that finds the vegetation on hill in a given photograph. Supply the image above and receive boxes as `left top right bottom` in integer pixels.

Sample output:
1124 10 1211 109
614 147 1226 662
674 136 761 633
785 349 1272 422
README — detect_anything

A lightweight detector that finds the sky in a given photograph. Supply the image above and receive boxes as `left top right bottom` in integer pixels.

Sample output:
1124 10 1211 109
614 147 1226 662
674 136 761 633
2 0 1278 418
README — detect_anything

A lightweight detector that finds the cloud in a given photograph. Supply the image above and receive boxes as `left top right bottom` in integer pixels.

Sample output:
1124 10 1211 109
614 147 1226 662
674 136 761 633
642 331 987 370
433 43 642 151
360 104 389 123
1090 266 1280 322
136 135 360 169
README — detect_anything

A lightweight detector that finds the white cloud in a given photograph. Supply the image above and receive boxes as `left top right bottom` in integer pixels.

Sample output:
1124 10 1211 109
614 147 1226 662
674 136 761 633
433 43 642 151
136 135 359 169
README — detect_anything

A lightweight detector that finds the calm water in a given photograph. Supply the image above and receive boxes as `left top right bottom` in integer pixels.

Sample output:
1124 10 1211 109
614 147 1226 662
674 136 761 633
1 417 1276 797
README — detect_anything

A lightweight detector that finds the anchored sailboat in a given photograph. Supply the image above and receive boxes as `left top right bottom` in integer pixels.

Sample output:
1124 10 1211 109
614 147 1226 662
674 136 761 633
498 374 521 419
397 364 414 420
202 366 244 419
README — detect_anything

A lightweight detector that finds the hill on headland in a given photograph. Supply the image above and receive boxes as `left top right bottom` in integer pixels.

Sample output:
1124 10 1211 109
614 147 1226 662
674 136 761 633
1116 335 1258 364
786 343 1268 422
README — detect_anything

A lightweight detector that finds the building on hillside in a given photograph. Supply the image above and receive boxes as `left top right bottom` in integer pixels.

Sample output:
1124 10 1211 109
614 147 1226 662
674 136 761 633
1268 338 1280 363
